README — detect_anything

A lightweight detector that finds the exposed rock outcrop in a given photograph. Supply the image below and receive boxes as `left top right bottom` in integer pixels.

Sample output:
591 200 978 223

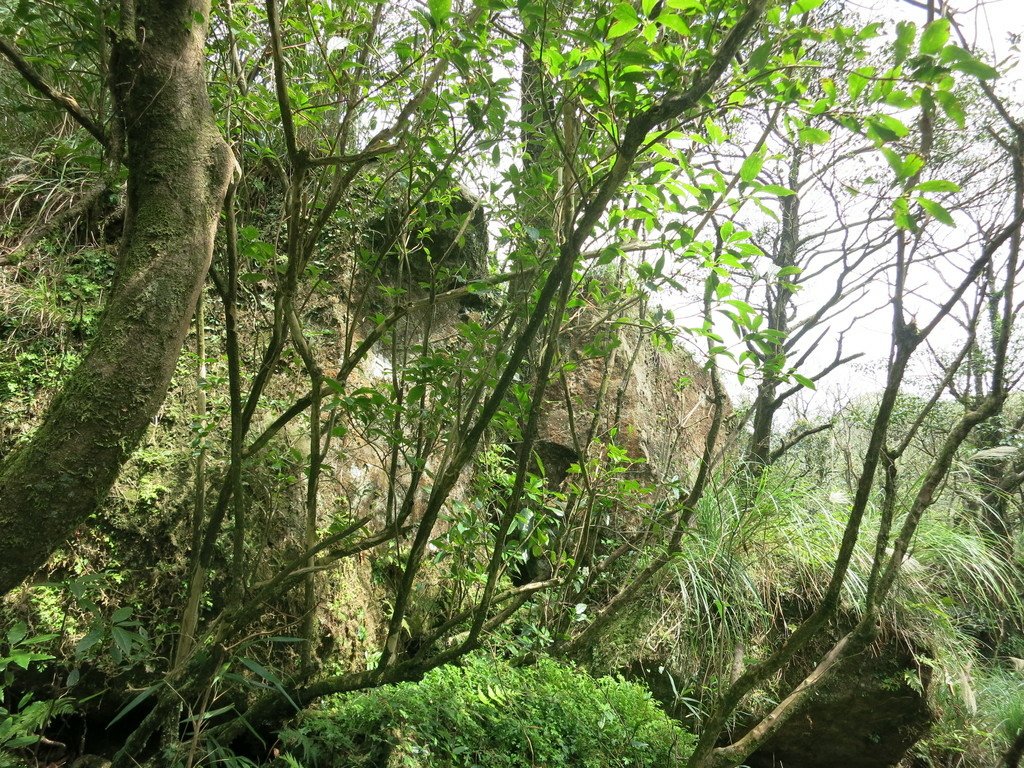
537 303 718 490
744 633 932 768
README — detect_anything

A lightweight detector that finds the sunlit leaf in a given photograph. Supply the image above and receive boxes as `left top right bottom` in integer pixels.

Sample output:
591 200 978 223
919 197 955 226
919 18 949 55
792 373 815 390
798 126 830 144
788 0 825 18
427 0 451 25
935 90 966 127
739 149 765 183
913 179 960 194
656 12 690 36
893 21 915 64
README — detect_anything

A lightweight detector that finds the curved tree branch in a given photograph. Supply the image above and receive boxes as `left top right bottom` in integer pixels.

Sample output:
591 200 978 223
0 36 109 149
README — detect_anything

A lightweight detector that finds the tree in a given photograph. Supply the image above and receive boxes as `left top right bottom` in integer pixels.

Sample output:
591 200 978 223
0 0 233 593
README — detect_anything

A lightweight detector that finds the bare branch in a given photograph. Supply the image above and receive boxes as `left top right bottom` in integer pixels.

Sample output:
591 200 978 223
769 421 834 463
0 36 109 149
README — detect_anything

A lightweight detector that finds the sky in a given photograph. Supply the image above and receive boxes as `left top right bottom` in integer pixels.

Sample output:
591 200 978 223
712 0 1024 413
846 0 1024 45
934 0 1024 56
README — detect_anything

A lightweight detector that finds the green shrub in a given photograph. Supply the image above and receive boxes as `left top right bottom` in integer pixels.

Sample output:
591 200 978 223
279 654 693 767
912 664 1024 766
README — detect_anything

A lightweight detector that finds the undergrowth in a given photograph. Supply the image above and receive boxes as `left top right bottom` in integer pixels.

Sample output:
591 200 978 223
597 467 1024 750
278 653 693 767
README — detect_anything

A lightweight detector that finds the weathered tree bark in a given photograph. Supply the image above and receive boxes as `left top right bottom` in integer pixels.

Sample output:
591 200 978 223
0 0 232 594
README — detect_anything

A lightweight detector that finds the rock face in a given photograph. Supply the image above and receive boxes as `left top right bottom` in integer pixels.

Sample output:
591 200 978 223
349 194 723 636
744 634 933 768
368 187 489 300
536 302 719 491
363 192 719 498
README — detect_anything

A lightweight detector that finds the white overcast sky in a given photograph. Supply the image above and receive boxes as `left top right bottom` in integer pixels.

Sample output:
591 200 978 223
858 0 1024 69
713 0 1024 412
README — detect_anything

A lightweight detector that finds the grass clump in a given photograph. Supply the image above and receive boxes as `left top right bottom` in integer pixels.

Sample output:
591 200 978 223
915 665 1024 765
279 653 693 767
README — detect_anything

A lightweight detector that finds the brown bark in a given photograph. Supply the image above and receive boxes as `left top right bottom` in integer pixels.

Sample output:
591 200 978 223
0 0 232 594
746 144 801 471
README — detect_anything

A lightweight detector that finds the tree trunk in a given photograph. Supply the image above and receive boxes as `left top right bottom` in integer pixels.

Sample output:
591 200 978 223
746 144 801 472
0 0 232 594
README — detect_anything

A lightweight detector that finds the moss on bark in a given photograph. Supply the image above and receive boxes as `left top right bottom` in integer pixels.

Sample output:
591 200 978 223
0 0 232 594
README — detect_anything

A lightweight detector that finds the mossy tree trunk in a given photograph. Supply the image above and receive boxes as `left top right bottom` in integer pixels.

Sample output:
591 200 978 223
0 0 232 594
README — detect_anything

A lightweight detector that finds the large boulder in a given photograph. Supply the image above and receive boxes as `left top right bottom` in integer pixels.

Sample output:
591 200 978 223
537 300 720 490
744 633 933 768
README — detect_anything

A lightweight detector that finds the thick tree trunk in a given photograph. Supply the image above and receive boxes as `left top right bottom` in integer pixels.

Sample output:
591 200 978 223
0 0 232 594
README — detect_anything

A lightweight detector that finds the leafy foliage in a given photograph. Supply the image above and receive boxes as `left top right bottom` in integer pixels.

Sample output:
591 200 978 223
279 654 693 767
1 0 1023 766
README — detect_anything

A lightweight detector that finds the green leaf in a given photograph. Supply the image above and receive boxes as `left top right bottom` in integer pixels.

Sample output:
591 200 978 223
607 16 638 38
726 298 755 315
240 657 284 686
919 197 955 226
7 621 27 646
109 684 160 727
913 179 960 194
894 21 916 64
4 736 39 749
757 183 796 197
739 149 765 183
788 0 825 18
792 373 815 390
798 127 830 145
881 148 924 182
950 56 999 80
748 41 773 71
935 90 966 127
427 0 451 24
920 18 949 55
884 89 916 109
893 196 917 231
10 651 50 669
240 657 300 710
847 66 875 101
111 606 133 624
867 114 909 143
23 632 58 646
940 45 999 79
656 12 690 36
111 626 135 657
75 626 104 657
902 153 925 179
704 118 726 144
607 2 640 38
